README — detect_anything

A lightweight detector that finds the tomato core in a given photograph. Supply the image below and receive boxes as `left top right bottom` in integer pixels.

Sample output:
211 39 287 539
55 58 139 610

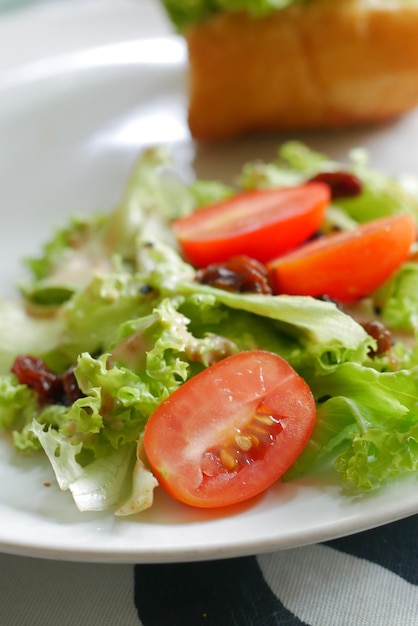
202 410 284 476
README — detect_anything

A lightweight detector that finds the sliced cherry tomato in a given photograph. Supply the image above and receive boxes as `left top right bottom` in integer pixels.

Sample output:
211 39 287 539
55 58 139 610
172 183 330 267
267 213 416 303
143 350 316 509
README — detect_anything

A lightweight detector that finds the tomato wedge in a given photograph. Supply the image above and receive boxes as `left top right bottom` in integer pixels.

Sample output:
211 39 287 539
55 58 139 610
172 183 330 267
267 213 416 302
143 350 316 508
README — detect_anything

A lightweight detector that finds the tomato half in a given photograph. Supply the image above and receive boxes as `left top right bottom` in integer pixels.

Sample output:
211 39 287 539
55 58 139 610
143 350 316 508
172 183 330 267
267 213 416 302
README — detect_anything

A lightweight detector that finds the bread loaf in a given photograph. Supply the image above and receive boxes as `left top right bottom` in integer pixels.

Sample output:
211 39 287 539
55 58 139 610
177 0 418 140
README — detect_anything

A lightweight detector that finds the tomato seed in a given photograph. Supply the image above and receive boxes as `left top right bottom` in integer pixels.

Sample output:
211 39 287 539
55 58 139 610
250 434 259 446
220 449 239 470
235 434 253 451
204 415 285 475
255 413 279 426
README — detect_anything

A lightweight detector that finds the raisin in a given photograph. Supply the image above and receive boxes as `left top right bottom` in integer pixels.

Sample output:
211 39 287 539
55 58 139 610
362 320 392 357
11 355 62 404
196 255 273 294
11 355 84 406
309 171 363 199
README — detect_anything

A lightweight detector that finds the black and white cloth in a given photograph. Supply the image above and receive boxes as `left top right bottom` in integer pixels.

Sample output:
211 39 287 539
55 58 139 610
1 514 417 625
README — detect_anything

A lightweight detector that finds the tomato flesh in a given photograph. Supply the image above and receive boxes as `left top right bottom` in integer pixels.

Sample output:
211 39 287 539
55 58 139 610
267 213 416 302
172 183 330 267
143 350 316 508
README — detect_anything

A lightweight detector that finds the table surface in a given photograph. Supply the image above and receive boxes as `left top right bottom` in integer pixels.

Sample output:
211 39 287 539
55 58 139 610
1 1 418 624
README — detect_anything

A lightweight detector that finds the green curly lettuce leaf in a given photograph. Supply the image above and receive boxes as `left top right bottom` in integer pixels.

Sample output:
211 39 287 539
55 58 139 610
162 0 309 31
285 363 418 490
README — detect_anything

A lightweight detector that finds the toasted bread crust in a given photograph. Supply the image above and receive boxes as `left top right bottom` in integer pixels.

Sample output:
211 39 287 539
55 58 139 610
186 0 418 140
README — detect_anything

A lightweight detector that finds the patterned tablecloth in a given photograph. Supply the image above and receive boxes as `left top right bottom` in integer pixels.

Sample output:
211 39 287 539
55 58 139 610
0 515 417 625
0 2 418 624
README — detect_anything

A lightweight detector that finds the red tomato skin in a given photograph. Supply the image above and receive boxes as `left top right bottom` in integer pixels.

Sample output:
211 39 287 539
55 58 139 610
143 350 316 509
267 213 416 302
172 183 330 267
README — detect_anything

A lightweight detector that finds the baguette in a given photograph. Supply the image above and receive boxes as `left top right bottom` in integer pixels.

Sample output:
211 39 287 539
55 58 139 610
179 0 418 140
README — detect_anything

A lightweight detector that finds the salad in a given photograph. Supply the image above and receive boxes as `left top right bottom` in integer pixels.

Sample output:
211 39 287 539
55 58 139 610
1 141 418 517
162 0 310 31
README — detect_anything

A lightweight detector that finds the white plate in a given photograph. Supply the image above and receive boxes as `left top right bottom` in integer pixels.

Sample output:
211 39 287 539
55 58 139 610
1 0 418 564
